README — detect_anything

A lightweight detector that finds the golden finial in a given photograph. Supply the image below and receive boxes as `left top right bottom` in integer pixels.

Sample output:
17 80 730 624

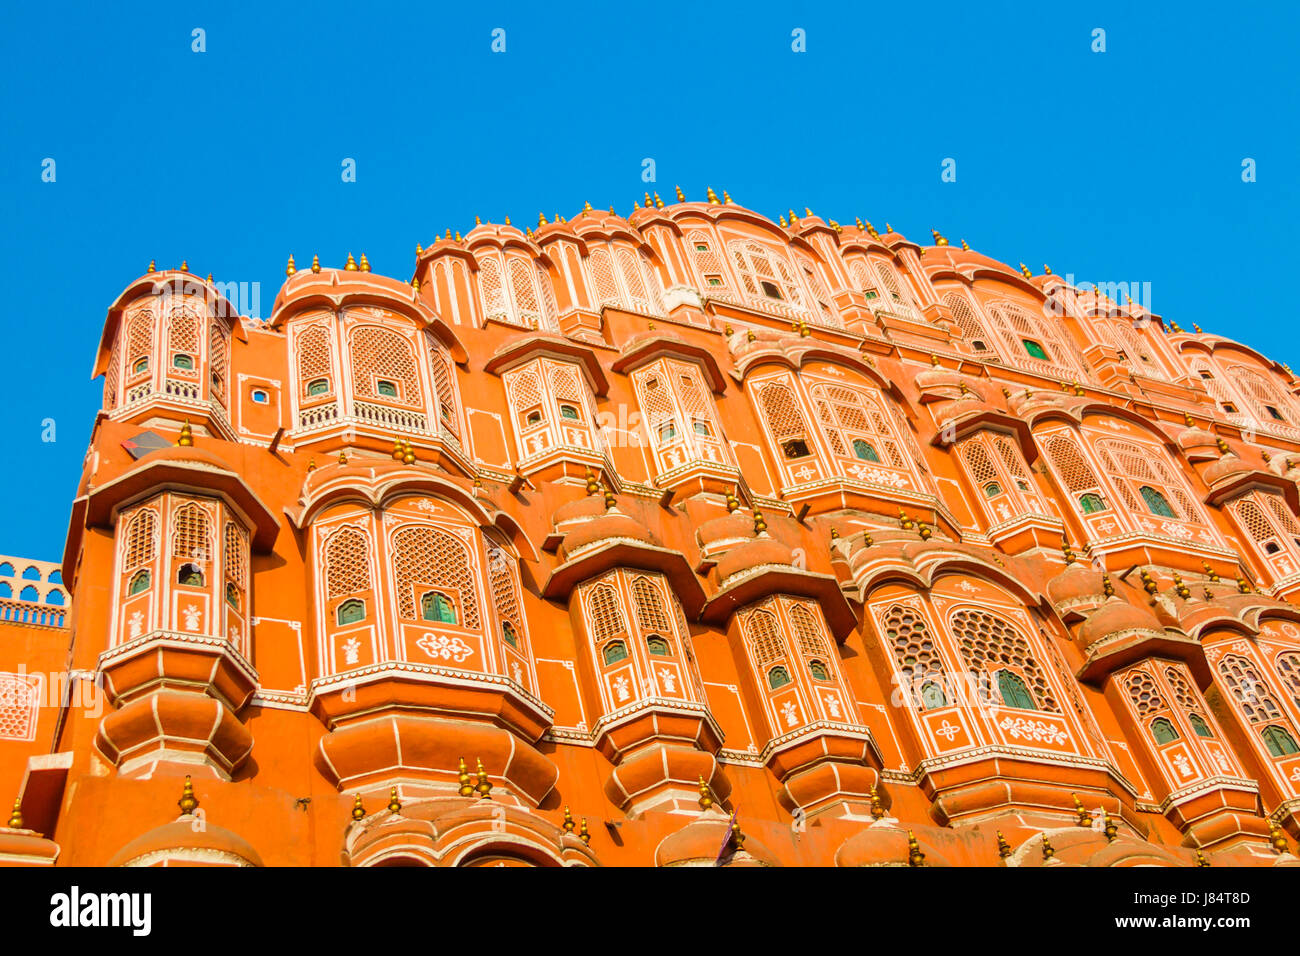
402 439 415 466
1001 386 1011 398
804 207 813 217
675 185 685 202
917 521 932 541
285 254 296 277
475 758 492 798
787 209 796 223
603 486 617 511
1195 848 1210 867
1073 383 1084 396
474 215 482 225
884 223 892 233
526 226 534 238
830 528 839 540
698 776 713 811
1202 561 1220 583
1041 834 1054 860
504 214 511 225
1203 586 1214 601
1102 574 1115 598
869 785 885 820
392 438 404 461
1073 793 1092 827
7 797 22 829
641 192 651 208
724 325 734 335
960 239 970 250
654 192 664 209
585 467 601 496
862 532 873 547
1268 819 1288 854
1139 569 1158 595
1170 321 1183 333
562 806 575 832
579 818 591 845
730 818 745 850
996 830 1011 858
706 187 720 205
855 217 864 230
310 254 321 273
446 228 453 238
1019 263 1032 278
752 509 768 535
146 259 156 273
359 253 370 272
457 757 475 797
930 353 941 367
724 488 740 513
1103 808 1118 842
454 231 461 242
865 220 879 238
1237 577 1252 594
1215 436 1230 455
351 793 365 821
1060 380 1072 393
746 329 756 342
180 260 189 272
1062 539 1076 565
582 200 593 213
722 191 733 204
178 775 199 815
538 212 548 227
907 830 925 867
779 215 788 228
416 243 424 257
1173 574 1191 600
931 229 948 246
1262 450 1273 462
411 276 421 291
898 509 915 531
344 252 357 271
1193 323 1203 333
306 458 317 472
176 419 194 447
337 449 348 466
387 787 401 813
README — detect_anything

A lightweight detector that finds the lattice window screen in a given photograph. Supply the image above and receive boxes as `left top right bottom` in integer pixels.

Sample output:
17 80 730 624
171 502 212 561
324 527 371 598
122 509 158 571
1218 655 1284 724
745 609 786 668
391 525 480 627
350 326 420 405
950 608 1059 712
1125 670 1167 716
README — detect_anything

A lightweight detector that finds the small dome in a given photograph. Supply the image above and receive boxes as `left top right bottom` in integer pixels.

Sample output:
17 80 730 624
714 534 795 583
1078 599 1164 651
107 814 262 867
696 511 758 555
655 814 781 867
1046 563 1105 609
135 443 235 473
1204 453 1254 487
836 825 951 867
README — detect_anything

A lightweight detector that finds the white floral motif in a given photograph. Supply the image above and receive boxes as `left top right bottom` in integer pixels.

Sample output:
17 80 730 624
997 715 1067 745
936 720 961 741
343 637 360 665
660 669 678 695
181 605 201 632
822 693 842 719
781 700 799 727
613 675 630 702
415 633 473 663
511 661 523 684
847 464 907 488
128 611 144 638
1172 753 1193 779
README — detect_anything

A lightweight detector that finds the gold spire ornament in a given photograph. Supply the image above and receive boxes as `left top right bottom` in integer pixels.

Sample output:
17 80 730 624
675 185 685 202
585 467 601 496
8 798 22 829
1041 834 1054 860
1173 574 1191 600
1202 561 1220 583
337 450 348 466
351 793 365 821
706 187 720 205
1195 848 1210 867
697 776 713 811
579 818 591 845
1062 539 1076 565
180 261 189 272
907 831 925 867
1019 263 1032 278
286 254 296 276
996 831 1011 859
147 259 156 273
458 757 475 797
1102 574 1115 598
654 192 664 208
724 488 740 513
344 253 357 271
1102 809 1118 843
562 806 575 832
1269 819 1289 854
869 785 885 820
177 420 193 447
387 787 401 814
898 509 915 531
916 521 932 541
752 509 767 535
358 253 370 272
475 758 492 798
311 254 321 273
730 818 745 850
723 191 733 204
931 229 948 246
178 775 199 815
1139 569 1158 595
1073 794 1092 827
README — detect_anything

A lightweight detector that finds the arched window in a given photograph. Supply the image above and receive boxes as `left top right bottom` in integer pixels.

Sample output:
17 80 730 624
391 525 480 628
420 590 458 624
647 636 671 656
921 681 948 708
350 326 421 408
768 665 792 689
177 564 204 587
337 599 366 626
1262 724 1300 757
173 354 194 370
559 404 580 420
758 382 813 461
46 590 64 607
808 660 830 681
19 586 39 602
297 324 333 399
1022 339 1048 361
0 562 13 576
48 570 62 584
996 670 1036 710
128 570 151 595
501 621 518 647
0 583 10 598
1150 717 1180 744
21 566 40 581
1188 714 1214 738
603 641 628 665
852 439 880 462
984 481 1003 498
1139 485 1176 518
1079 493 1107 514
307 379 329 396
224 582 240 611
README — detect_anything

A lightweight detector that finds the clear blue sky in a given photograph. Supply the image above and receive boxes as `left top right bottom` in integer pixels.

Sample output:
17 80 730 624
1 1 1296 561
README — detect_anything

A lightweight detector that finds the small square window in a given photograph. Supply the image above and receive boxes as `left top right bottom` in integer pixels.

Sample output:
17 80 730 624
1222 402 1238 413
706 275 722 287
695 243 709 252
376 380 398 398
760 280 783 300
1022 339 1049 361
1266 405 1285 421
251 389 269 404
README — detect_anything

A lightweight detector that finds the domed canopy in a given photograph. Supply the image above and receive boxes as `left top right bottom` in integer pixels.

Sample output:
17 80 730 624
107 814 262 867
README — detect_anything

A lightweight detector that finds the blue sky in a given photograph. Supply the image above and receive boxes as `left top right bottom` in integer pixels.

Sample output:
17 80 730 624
1 1 1296 560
